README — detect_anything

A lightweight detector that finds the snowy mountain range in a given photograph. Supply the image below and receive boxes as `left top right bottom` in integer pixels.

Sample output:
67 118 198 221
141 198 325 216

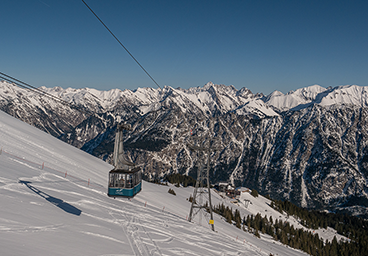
1 80 368 218
0 109 345 255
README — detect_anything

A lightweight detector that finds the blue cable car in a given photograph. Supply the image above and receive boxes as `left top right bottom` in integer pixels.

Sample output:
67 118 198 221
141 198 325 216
108 167 142 197
108 123 142 198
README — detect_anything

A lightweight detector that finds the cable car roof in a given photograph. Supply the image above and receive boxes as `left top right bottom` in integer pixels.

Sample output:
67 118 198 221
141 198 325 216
110 166 141 174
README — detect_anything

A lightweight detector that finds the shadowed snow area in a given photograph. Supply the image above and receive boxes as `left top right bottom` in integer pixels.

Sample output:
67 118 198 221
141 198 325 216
0 110 313 255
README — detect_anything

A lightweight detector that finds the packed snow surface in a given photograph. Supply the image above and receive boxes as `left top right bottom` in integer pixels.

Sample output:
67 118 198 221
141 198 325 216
1 110 343 255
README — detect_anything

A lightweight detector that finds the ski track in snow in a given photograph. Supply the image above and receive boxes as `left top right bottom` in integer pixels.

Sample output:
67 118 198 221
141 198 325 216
80 231 126 245
136 214 163 256
0 223 64 233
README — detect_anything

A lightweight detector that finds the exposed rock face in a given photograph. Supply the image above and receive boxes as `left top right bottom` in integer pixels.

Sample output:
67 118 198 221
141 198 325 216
1 80 368 217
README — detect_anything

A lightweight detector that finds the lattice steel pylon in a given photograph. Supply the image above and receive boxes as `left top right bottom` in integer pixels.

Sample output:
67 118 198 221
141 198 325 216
187 137 219 231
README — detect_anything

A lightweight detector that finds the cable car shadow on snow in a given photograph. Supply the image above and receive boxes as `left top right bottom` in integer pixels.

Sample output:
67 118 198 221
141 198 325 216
19 180 82 216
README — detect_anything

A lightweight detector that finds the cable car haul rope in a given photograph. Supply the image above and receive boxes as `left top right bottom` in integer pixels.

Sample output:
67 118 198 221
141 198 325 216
1 0 165 198
81 0 161 90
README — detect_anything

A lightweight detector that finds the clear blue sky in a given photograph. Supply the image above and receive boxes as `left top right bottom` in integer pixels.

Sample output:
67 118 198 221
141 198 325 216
1 0 368 95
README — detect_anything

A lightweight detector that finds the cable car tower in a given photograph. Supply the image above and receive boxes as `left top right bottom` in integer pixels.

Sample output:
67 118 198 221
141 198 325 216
187 135 220 231
108 123 142 198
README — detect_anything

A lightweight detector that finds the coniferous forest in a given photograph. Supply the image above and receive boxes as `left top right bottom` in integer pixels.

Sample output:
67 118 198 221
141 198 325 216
214 199 368 256
164 173 197 187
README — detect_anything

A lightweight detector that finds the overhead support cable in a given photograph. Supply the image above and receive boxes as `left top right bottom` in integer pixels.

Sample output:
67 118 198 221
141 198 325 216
81 0 162 90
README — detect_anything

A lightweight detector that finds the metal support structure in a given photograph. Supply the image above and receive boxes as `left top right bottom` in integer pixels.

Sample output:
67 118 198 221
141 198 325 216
113 123 134 170
187 137 220 232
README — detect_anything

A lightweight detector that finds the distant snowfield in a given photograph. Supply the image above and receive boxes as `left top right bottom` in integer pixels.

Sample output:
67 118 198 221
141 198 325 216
1 110 343 255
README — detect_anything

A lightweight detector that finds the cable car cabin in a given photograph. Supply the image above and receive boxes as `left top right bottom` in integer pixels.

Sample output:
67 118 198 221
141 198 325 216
108 167 142 198
108 123 142 198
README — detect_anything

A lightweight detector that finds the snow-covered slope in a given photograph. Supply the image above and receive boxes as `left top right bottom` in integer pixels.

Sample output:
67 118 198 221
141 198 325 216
265 85 327 111
236 191 347 243
265 84 368 111
0 110 311 256
317 85 368 107
234 99 279 117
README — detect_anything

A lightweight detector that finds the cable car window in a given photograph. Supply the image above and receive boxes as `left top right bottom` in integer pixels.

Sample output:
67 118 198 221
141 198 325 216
137 172 141 186
132 173 137 187
109 173 114 187
117 173 125 188
115 174 119 187
126 174 132 188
